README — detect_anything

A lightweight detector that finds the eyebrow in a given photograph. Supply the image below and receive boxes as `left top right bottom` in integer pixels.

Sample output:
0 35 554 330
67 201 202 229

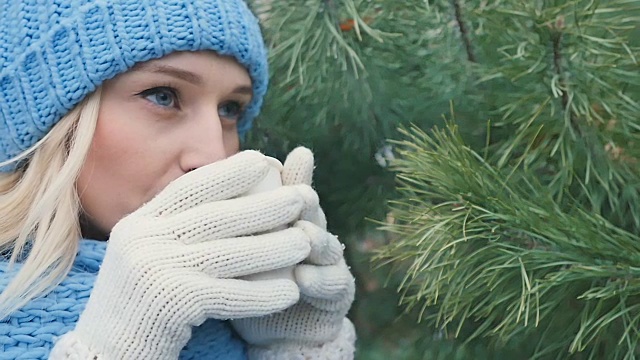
134 63 203 85
132 63 253 95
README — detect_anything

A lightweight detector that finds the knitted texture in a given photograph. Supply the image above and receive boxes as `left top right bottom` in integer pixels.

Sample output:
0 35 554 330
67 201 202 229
232 147 357 351
281 147 327 229
51 150 319 359
0 239 247 360
0 0 268 170
246 318 357 360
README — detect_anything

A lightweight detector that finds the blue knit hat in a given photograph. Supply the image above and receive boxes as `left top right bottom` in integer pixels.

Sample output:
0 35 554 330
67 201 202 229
0 0 268 171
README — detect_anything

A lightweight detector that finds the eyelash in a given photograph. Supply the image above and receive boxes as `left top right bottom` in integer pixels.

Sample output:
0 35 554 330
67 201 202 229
137 86 181 110
136 85 248 122
218 101 246 123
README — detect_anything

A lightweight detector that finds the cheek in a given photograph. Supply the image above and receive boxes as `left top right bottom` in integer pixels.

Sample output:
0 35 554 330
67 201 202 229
85 109 150 176
76 108 158 232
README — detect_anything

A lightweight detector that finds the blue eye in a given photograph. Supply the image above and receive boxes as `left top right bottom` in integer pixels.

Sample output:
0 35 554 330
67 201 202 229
140 87 179 108
219 101 244 122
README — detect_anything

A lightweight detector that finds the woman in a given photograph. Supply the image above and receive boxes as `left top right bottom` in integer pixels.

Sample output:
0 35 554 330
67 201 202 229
0 0 356 359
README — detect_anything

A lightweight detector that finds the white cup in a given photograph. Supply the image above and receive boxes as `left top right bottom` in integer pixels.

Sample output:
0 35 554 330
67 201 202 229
241 156 296 282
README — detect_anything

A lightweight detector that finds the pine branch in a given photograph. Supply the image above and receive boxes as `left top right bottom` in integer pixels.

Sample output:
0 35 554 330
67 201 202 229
473 0 640 232
550 25 569 118
549 16 582 135
452 0 476 63
376 123 640 358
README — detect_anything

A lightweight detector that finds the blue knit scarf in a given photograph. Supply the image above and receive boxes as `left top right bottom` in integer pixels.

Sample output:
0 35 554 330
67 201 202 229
0 239 247 359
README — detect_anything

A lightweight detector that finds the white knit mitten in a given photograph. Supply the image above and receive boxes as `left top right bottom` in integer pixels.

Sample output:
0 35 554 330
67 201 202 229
50 150 320 360
231 147 357 359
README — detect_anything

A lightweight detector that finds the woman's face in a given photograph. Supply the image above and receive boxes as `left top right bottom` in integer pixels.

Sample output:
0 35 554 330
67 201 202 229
76 51 252 239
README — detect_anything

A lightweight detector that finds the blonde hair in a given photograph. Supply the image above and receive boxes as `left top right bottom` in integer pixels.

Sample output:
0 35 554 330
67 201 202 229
0 88 101 320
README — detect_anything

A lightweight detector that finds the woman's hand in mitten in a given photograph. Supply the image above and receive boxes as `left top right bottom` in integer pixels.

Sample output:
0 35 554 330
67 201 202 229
50 151 317 360
231 147 357 360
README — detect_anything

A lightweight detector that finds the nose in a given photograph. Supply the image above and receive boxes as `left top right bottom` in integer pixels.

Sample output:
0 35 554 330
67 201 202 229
180 109 229 172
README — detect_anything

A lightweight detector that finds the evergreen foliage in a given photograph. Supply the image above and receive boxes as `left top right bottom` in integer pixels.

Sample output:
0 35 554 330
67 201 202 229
246 0 444 233
246 0 640 358
375 1 640 358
